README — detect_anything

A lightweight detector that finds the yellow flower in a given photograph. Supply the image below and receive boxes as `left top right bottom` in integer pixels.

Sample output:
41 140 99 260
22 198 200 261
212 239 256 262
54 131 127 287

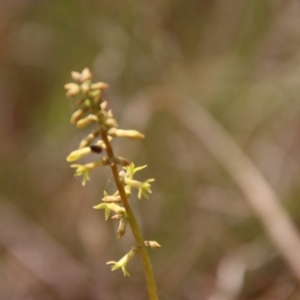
122 163 147 179
125 178 155 199
71 158 108 185
93 202 126 220
107 247 139 277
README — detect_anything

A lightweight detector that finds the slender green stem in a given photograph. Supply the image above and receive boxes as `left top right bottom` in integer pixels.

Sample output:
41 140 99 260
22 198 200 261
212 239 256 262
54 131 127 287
100 129 158 300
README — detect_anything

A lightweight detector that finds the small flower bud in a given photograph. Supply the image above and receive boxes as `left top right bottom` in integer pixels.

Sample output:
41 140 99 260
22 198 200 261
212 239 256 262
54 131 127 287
105 118 118 128
107 109 113 117
117 218 128 239
81 68 92 81
82 99 92 108
100 101 108 110
64 83 80 97
76 114 98 128
70 108 87 124
81 82 90 94
71 71 82 82
91 82 109 90
91 90 102 105
144 241 161 249
66 147 92 162
79 129 101 148
92 136 112 150
108 128 145 139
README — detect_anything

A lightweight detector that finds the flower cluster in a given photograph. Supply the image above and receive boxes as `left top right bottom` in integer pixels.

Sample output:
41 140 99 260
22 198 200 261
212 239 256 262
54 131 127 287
65 68 160 277
93 163 154 239
64 68 143 185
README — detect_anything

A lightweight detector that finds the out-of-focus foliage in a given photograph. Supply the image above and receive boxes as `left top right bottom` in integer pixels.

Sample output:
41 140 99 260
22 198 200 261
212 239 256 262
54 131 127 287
1 1 300 299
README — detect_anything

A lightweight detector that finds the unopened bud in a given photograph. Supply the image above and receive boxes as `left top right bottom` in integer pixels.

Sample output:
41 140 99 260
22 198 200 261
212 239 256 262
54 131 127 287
70 108 86 123
93 136 112 150
117 218 128 239
107 110 113 117
79 128 101 148
94 140 106 150
108 128 145 139
76 114 98 128
81 157 108 170
144 241 161 249
91 82 109 90
66 147 92 162
64 83 80 97
105 118 118 128
100 101 108 110
81 82 90 93
71 71 82 82
81 68 92 81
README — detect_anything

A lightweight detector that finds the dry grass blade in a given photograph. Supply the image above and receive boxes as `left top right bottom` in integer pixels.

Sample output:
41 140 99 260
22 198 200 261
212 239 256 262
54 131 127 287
167 96 300 284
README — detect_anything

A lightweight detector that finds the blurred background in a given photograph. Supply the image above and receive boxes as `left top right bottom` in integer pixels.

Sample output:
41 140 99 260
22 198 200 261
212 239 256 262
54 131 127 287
1 1 300 299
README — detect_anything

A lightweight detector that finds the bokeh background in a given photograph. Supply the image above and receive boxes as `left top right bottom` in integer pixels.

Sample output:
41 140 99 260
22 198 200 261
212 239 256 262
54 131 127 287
2 1 300 299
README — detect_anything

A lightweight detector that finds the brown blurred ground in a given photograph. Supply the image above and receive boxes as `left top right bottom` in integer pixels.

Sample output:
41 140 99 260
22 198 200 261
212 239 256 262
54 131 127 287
1 1 300 299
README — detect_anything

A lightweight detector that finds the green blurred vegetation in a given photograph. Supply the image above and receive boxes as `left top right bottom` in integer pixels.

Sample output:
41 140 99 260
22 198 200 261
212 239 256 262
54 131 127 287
1 1 300 299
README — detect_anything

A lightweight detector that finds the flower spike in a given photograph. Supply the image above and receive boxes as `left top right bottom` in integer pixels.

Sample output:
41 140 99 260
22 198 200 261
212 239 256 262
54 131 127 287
65 69 160 296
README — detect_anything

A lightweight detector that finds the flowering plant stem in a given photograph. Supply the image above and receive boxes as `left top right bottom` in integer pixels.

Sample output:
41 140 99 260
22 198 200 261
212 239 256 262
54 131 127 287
65 68 159 299
100 129 158 300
